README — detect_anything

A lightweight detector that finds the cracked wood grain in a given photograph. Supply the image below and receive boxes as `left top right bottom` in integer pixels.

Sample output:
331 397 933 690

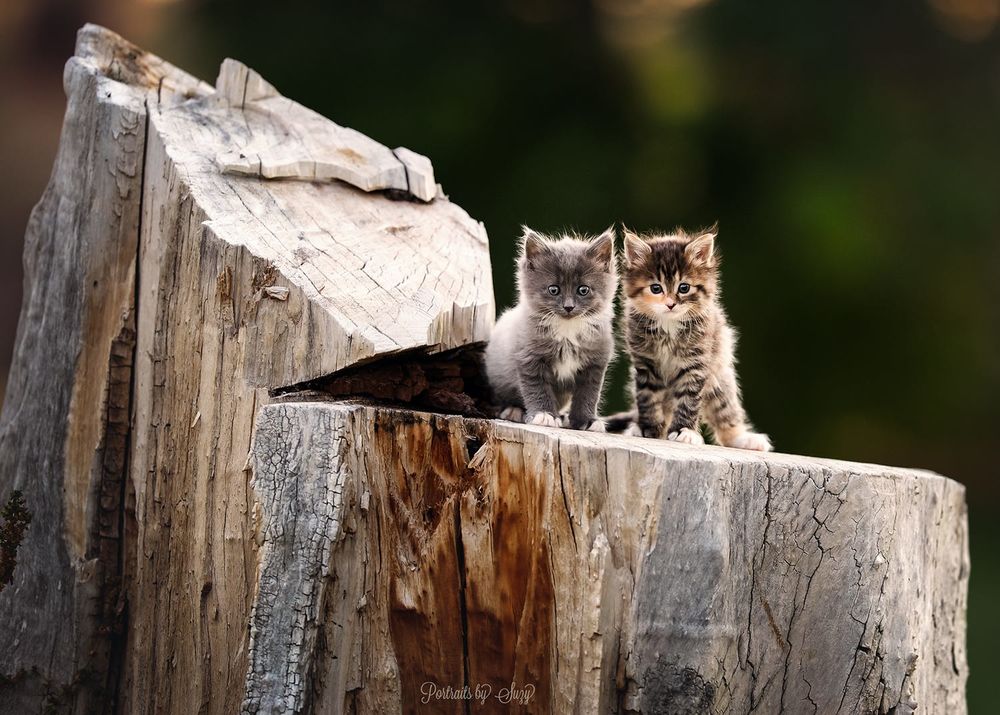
120 35 491 712
214 60 438 201
0 24 206 713
245 406 351 714
248 401 968 714
149 72 493 387
0 24 493 715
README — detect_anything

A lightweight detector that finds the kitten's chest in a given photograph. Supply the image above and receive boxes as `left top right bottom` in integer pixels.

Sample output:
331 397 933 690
637 324 698 370
546 320 593 382
552 339 583 382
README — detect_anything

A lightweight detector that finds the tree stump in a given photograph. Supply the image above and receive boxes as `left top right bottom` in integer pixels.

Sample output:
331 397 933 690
0 25 967 715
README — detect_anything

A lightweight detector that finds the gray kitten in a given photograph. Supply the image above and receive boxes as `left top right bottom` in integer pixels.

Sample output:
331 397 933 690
485 227 617 430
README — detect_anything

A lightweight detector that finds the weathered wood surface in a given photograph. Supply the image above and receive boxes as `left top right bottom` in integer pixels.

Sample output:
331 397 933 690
0 25 208 712
213 59 438 201
147 57 492 388
250 401 968 714
0 24 968 715
0 24 492 714
127 29 490 715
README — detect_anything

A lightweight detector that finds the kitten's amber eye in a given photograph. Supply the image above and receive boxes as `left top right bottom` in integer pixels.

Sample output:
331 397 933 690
678 283 691 295
649 284 663 294
548 285 560 296
577 286 591 296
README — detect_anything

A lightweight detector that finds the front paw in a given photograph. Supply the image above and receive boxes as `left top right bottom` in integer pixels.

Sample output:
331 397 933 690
499 406 525 423
527 411 560 428
571 418 605 433
667 427 705 445
729 431 772 452
624 423 662 439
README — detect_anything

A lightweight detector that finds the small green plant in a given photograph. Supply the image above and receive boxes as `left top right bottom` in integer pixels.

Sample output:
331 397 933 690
0 490 32 594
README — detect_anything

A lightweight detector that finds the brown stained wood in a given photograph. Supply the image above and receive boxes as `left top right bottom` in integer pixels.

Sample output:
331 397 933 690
461 443 555 711
380 411 472 712
249 401 968 714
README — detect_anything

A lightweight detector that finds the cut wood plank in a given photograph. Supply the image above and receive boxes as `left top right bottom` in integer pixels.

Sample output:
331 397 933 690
250 401 969 715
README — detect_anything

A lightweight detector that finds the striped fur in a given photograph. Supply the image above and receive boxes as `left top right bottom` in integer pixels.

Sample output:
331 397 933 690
620 227 771 451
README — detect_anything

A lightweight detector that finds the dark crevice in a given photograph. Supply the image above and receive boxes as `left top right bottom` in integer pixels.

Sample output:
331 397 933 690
464 435 484 463
390 148 411 196
452 498 472 715
555 441 578 552
0 492 31 594
107 98 150 715
271 344 497 420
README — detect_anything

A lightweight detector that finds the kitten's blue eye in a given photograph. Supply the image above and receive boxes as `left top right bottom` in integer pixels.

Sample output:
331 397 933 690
678 283 691 295
547 285 560 296
577 285 590 296
649 284 663 294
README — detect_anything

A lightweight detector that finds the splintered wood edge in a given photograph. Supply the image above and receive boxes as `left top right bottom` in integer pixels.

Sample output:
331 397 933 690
215 58 278 106
212 58 437 201
258 399 957 485
392 147 436 202
75 24 213 101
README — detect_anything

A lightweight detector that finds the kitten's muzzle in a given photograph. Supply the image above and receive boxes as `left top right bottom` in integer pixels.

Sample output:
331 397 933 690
563 303 576 314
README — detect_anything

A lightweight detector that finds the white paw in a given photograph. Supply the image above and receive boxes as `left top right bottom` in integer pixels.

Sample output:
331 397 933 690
668 427 705 445
730 431 772 452
528 411 560 428
558 412 571 428
623 423 643 438
499 406 525 423
586 419 606 433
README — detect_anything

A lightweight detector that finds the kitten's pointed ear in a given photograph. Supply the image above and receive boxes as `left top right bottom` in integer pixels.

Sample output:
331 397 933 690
623 228 652 267
685 226 717 266
521 226 548 269
586 226 616 270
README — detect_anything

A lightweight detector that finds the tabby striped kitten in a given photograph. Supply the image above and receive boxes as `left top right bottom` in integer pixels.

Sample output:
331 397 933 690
619 227 771 451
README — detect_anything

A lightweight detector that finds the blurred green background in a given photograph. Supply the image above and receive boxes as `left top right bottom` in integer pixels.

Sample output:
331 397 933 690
1 0 997 708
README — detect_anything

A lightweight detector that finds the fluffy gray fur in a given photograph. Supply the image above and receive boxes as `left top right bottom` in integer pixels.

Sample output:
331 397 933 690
485 227 617 430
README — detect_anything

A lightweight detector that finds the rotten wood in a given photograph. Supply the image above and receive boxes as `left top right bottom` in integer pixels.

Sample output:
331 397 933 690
279 345 494 417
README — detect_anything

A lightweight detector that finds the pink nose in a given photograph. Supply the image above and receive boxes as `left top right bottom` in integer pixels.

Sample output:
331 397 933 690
664 300 676 310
